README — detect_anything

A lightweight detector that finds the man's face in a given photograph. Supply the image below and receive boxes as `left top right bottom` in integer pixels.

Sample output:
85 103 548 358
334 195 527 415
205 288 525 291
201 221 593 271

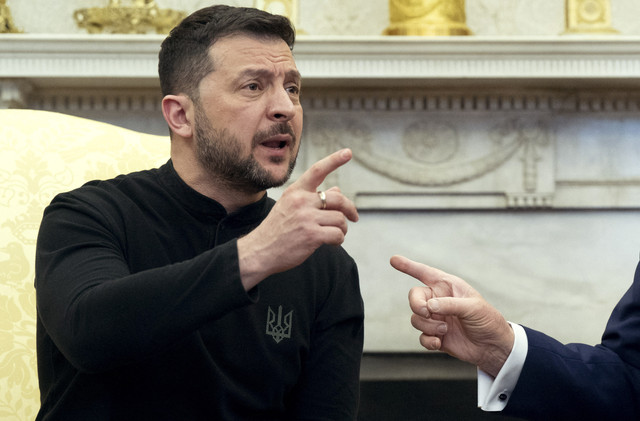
192 34 303 193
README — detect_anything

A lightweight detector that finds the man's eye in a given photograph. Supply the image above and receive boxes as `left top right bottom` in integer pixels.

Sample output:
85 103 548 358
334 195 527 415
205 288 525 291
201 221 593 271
246 83 259 91
286 86 300 95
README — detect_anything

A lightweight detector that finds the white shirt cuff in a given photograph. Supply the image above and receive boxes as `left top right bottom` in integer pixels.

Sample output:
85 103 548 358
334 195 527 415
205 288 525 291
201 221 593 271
477 322 528 411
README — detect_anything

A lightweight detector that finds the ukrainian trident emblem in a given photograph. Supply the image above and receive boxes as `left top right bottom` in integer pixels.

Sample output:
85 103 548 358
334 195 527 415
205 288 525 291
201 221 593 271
266 305 293 343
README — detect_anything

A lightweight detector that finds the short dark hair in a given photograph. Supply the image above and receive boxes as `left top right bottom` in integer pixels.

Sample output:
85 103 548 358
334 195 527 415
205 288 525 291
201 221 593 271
158 5 296 98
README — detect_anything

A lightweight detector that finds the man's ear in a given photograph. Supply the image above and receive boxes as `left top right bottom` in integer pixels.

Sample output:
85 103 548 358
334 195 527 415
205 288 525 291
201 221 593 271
162 94 193 139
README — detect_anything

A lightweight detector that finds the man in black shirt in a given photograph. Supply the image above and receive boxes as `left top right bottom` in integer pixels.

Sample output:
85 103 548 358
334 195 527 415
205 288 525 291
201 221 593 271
35 5 364 420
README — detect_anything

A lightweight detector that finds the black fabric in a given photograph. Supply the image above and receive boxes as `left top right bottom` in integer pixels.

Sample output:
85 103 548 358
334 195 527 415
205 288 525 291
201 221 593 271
35 160 364 421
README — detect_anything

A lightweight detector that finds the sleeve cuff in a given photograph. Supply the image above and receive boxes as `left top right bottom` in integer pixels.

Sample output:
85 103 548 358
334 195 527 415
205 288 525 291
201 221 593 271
477 322 528 411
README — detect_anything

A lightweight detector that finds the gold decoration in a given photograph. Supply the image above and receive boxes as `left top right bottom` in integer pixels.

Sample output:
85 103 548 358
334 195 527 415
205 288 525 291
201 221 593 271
563 0 618 34
74 0 186 34
0 0 21 33
254 0 306 34
384 0 471 36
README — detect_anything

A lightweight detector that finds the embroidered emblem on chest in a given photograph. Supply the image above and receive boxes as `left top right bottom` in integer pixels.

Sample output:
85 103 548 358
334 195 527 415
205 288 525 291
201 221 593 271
266 305 293 343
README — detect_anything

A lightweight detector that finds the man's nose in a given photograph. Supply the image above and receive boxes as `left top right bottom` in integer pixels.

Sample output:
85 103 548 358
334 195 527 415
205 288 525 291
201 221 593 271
268 88 297 122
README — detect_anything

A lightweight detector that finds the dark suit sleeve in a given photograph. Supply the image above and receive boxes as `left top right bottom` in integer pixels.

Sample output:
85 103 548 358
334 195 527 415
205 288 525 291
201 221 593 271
503 262 640 421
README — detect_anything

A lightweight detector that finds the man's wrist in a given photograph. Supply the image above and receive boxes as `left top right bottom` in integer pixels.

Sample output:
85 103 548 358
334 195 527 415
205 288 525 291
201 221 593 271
236 236 267 291
479 320 516 377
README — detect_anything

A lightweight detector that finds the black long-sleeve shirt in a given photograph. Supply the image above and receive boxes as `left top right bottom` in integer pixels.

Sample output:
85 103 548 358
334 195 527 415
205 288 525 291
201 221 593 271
35 160 364 420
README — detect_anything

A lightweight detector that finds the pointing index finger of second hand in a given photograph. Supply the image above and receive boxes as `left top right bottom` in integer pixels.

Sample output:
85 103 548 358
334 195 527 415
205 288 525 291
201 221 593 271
390 255 440 288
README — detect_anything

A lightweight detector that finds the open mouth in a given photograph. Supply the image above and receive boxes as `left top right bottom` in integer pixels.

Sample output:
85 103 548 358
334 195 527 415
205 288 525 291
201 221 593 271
261 139 288 149
260 133 291 150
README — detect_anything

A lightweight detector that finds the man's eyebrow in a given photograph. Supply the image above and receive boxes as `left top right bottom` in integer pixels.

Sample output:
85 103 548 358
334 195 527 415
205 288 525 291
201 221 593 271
286 69 302 83
236 68 302 83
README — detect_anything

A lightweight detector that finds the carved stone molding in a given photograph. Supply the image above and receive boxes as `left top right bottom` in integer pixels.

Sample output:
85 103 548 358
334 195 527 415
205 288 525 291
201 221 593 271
18 88 640 116
2 35 640 89
302 90 640 113
29 89 162 113
307 114 556 209
0 80 32 108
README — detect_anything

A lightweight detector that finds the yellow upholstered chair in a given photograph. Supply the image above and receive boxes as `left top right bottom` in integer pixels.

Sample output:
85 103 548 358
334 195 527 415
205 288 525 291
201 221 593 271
0 109 169 420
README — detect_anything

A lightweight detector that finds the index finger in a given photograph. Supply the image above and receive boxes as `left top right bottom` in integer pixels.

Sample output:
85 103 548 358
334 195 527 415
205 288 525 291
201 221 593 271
390 255 447 287
294 148 352 192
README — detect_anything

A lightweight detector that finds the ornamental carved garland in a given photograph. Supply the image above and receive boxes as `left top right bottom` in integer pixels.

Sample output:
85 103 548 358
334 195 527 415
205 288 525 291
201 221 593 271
312 117 550 189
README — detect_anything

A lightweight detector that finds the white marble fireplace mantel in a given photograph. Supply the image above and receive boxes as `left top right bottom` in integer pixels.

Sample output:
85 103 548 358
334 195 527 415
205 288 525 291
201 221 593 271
3 34 640 352
2 34 640 88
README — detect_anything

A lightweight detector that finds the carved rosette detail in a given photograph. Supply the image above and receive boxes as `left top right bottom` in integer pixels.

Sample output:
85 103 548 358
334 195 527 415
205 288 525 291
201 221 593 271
563 0 618 34
402 121 459 164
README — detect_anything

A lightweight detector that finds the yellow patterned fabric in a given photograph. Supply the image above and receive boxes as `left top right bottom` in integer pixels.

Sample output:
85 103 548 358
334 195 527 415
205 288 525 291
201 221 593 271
0 109 169 420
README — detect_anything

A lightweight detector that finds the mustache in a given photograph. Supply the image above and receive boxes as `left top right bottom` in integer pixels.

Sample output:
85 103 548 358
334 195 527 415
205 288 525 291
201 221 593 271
252 123 296 146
